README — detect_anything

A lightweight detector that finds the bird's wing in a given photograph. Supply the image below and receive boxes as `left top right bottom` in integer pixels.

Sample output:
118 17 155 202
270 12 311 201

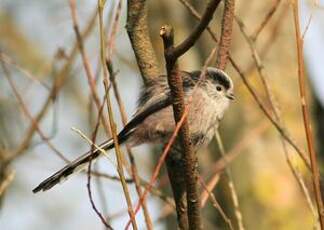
33 72 204 193
33 94 172 193
118 95 172 141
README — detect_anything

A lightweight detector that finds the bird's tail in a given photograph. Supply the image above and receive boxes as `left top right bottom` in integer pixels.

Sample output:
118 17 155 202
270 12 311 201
33 139 115 193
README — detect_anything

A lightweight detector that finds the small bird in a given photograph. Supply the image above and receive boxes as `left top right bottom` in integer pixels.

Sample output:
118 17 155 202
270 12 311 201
33 67 234 193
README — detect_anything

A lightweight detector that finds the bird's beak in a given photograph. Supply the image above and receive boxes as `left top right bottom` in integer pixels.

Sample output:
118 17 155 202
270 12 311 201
226 92 235 100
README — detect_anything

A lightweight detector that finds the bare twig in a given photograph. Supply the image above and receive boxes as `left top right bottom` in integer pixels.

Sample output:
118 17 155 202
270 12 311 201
0 170 15 196
200 122 269 210
211 121 268 174
85 89 113 230
107 61 153 230
98 0 138 229
69 57 113 229
126 0 161 82
69 1 115 228
292 1 324 227
215 0 235 69
213 1 245 228
199 176 234 230
251 0 282 40
0 52 50 90
171 0 222 58
215 132 245 230
200 174 220 207
246 4 288 73
69 0 111 136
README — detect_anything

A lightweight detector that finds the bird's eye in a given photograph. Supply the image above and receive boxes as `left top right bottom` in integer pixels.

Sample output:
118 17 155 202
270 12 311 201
216 85 222 91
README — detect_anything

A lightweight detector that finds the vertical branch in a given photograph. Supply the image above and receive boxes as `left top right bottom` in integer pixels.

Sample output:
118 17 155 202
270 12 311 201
126 0 161 82
69 0 114 227
215 131 245 230
98 1 138 229
107 61 153 230
215 0 235 69
165 156 189 230
160 25 192 229
214 1 246 229
86 88 113 230
107 1 153 227
69 0 111 135
292 1 324 228
159 2 221 229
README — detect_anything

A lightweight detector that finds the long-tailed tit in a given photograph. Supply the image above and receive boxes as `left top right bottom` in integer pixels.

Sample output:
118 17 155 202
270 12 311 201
33 67 234 193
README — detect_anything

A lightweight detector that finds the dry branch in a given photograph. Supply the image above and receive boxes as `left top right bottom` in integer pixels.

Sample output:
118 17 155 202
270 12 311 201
160 1 221 227
126 0 161 82
292 1 324 227
213 1 246 229
107 61 153 229
215 0 235 69
98 0 138 229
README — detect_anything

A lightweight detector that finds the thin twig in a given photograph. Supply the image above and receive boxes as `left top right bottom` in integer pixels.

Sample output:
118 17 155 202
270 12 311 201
246 4 288 73
215 132 245 230
200 174 220 207
251 0 282 40
201 121 269 209
106 61 153 230
214 1 245 228
170 0 222 59
98 0 138 229
85 90 113 230
0 170 15 196
69 1 114 227
199 176 234 230
0 52 50 90
292 1 324 227
69 0 111 136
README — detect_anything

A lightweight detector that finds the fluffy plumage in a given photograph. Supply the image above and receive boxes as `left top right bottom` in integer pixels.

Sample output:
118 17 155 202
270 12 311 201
33 67 234 193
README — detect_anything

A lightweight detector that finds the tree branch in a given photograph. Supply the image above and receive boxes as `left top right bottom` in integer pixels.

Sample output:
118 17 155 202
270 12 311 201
215 0 235 69
292 1 324 227
171 0 222 58
161 24 202 230
126 0 162 83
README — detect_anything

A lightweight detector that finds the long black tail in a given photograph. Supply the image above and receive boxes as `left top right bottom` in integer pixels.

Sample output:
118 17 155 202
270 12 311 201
33 92 172 193
33 139 115 193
